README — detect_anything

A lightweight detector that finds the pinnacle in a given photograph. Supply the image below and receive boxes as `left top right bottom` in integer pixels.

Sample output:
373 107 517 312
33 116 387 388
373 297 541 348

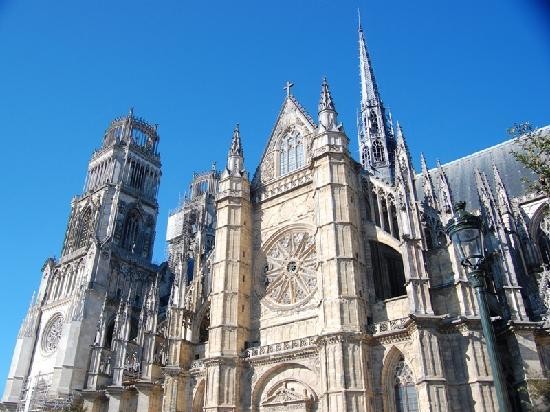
318 77 336 113
230 123 243 156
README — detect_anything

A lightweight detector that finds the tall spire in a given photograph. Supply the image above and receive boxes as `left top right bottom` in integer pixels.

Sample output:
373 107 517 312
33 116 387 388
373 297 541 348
358 18 380 105
357 12 395 182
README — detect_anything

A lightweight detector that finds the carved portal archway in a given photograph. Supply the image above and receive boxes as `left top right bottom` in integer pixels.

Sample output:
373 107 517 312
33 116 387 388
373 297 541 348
251 363 319 412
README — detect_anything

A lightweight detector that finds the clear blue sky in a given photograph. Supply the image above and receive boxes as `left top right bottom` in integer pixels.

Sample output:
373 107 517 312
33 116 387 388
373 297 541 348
0 0 548 393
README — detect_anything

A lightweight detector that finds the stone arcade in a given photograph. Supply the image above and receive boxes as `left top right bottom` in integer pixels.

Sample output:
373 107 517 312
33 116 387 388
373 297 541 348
3 18 550 412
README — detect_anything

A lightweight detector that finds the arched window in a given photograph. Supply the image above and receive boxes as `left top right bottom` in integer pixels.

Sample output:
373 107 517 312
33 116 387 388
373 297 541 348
372 140 385 163
279 132 304 176
74 207 92 250
122 209 141 252
394 360 418 412
369 109 379 133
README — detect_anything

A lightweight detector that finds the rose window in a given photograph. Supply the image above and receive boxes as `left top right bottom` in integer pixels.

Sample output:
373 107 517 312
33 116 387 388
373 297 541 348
263 231 317 307
41 313 64 354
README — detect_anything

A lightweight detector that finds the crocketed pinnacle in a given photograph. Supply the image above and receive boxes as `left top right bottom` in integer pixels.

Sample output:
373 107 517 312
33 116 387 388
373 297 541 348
229 124 243 156
318 77 336 113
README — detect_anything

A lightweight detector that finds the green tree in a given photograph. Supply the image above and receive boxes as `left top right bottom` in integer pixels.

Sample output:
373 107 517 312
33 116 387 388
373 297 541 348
509 122 550 197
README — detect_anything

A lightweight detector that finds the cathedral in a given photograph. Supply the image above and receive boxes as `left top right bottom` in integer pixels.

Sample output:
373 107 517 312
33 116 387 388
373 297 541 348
2 18 550 412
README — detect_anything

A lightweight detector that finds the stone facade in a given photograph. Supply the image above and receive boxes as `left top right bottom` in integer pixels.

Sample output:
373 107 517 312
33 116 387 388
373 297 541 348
3 17 550 412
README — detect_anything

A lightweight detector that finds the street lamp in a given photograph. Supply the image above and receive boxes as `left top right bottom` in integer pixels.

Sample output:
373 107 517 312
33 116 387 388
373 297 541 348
445 201 510 412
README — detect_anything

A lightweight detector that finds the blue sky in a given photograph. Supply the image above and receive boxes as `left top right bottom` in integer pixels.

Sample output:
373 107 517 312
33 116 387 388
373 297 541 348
0 0 548 393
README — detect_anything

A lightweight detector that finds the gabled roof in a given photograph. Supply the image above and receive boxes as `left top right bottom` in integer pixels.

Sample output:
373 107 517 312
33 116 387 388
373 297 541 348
252 94 317 186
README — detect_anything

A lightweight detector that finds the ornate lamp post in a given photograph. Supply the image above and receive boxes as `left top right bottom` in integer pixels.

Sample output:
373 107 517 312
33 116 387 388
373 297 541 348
445 201 510 412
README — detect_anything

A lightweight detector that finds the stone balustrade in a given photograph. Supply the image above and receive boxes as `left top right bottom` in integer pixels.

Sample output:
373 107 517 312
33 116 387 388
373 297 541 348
243 336 317 359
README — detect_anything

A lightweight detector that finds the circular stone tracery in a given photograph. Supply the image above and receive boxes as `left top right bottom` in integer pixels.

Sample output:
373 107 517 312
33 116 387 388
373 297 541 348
262 230 317 308
41 313 64 354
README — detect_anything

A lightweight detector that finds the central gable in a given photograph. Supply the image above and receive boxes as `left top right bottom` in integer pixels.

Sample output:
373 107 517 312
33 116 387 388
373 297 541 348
253 95 317 187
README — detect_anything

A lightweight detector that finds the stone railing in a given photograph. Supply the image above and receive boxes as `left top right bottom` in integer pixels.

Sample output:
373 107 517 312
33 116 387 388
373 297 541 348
366 317 409 335
190 359 204 370
243 336 317 359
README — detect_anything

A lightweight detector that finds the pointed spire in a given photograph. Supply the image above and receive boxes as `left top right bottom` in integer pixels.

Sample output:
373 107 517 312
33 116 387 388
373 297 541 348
395 121 404 145
319 77 336 113
229 124 243 156
357 14 394 181
358 17 380 106
395 121 411 163
420 153 428 173
227 124 245 175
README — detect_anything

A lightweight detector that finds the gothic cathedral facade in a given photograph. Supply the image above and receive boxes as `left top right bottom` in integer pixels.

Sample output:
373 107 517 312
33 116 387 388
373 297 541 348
3 19 550 412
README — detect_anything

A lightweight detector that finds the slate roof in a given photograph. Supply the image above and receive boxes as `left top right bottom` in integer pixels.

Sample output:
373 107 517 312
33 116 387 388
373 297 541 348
415 126 549 211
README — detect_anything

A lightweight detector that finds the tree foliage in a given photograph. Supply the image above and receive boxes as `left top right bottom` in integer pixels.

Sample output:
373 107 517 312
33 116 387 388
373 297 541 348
509 122 550 197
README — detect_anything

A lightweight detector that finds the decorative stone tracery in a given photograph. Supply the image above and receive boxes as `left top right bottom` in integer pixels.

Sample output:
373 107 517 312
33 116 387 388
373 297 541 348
261 229 317 309
41 313 64 355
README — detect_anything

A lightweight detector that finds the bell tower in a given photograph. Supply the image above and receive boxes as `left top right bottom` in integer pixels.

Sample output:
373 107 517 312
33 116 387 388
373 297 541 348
2 109 162 411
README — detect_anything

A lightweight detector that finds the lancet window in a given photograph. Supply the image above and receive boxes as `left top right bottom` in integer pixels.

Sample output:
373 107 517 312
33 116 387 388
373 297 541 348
369 109 379 133
372 140 385 163
121 209 141 253
74 207 92 250
394 360 418 412
279 131 304 176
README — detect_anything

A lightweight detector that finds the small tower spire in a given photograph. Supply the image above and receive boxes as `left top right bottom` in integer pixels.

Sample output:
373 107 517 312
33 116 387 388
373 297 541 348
227 124 245 175
318 77 339 132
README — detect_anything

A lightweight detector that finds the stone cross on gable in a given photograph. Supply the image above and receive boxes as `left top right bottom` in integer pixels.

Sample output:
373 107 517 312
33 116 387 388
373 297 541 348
284 81 294 97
